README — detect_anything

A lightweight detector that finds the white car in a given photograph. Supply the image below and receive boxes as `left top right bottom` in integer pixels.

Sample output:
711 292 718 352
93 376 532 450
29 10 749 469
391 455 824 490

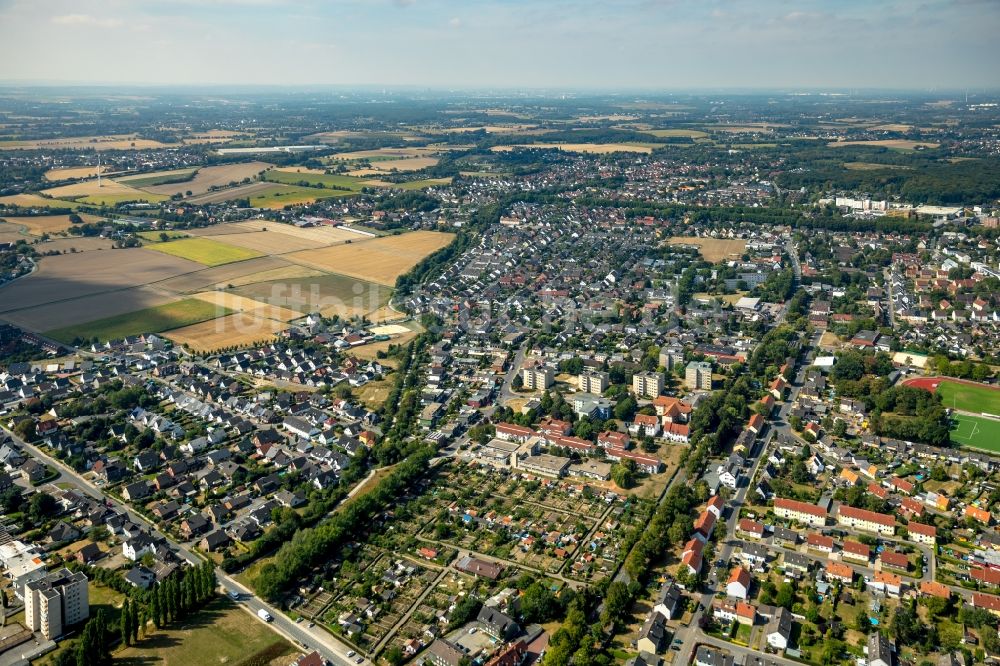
347 651 356 658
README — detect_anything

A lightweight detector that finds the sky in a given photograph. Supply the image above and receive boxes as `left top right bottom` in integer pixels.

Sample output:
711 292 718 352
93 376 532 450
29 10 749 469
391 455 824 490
0 0 998 90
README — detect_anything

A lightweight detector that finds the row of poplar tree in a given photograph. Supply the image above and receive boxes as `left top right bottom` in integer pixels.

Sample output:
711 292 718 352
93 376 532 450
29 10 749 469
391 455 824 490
53 561 217 666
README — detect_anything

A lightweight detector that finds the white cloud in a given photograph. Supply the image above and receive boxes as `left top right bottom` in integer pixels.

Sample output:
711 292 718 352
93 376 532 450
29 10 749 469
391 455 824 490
51 13 123 28
448 16 461 27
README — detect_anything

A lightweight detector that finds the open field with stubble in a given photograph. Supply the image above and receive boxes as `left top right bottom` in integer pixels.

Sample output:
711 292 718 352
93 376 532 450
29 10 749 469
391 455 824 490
0 193 86 209
190 290 303 321
114 168 199 188
197 228 326 253
42 178 170 205
143 161 271 196
0 248 200 311
285 230 453 285
828 139 940 150
667 236 747 262
0 134 169 151
163 312 290 352
146 237 264 266
491 142 654 154
0 213 103 236
44 165 114 181
46 297 227 343
231 272 392 318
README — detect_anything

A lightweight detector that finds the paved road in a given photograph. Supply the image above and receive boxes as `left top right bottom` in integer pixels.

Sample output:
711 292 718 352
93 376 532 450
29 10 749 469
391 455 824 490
1 424 369 666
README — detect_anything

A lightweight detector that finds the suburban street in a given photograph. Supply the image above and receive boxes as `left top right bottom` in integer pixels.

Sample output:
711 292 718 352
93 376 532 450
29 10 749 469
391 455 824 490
1 424 369 666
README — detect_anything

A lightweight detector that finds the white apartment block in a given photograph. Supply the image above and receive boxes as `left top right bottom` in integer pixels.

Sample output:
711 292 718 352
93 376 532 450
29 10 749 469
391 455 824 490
685 361 713 391
24 568 89 639
632 371 664 398
578 371 609 395
521 366 554 390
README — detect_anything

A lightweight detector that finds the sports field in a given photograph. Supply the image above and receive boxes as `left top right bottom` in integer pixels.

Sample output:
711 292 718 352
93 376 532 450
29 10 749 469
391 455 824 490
950 414 1000 452
146 237 264 266
46 298 228 343
937 380 1000 416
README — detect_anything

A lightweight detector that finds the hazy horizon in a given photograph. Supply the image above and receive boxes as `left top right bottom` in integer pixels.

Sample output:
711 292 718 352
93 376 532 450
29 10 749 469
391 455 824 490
1 0 998 90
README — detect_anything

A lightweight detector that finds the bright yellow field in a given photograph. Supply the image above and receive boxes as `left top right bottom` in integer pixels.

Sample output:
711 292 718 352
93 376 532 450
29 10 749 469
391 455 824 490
286 230 454 286
491 143 654 154
828 139 940 150
667 236 747 263
190 291 302 321
163 312 289 352
146 237 264 267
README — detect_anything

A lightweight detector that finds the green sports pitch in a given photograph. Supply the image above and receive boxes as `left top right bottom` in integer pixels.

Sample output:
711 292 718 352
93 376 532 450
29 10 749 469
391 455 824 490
937 380 1000 416
950 414 1000 452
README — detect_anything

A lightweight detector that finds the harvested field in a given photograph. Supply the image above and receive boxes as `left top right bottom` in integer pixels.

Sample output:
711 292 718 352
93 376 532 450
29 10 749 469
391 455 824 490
0 248 200 313
34 237 116 253
0 222 27 244
164 312 289 352
642 129 708 139
44 166 113 181
183 181 275 205
154 256 292 294
114 168 198 188
0 213 101 236
144 161 271 196
198 229 326 253
491 143 653 154
0 134 169 151
210 264 325 288
364 156 438 171
273 166 329 175
181 129 251 145
231 273 391 318
844 162 911 171
2 286 177 332
285 230 454 286
0 193 84 209
228 220 366 244
46 297 226 343
42 178 169 205
390 177 452 190
828 139 940 150
666 236 747 262
190 291 302 321
146 237 264 267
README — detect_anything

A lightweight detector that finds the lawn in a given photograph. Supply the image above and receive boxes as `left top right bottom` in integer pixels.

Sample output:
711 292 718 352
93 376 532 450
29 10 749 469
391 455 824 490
147 237 264 266
950 414 1000 452
937 380 1000 416
114 598 294 666
46 298 230 343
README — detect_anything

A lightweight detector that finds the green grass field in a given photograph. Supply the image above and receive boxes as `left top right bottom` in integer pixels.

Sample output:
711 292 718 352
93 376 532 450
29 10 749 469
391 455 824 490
950 414 1000 452
643 128 709 139
263 169 370 190
115 168 199 188
114 598 293 666
937 380 1000 416
137 230 189 242
248 183 353 208
146 237 263 266
47 298 230 343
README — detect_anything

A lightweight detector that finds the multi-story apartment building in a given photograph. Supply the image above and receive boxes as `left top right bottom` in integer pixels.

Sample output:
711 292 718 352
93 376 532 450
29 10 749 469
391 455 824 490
632 371 664 398
685 361 713 391
837 506 895 535
521 366 554 390
24 568 89 639
773 497 827 527
578 370 609 395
